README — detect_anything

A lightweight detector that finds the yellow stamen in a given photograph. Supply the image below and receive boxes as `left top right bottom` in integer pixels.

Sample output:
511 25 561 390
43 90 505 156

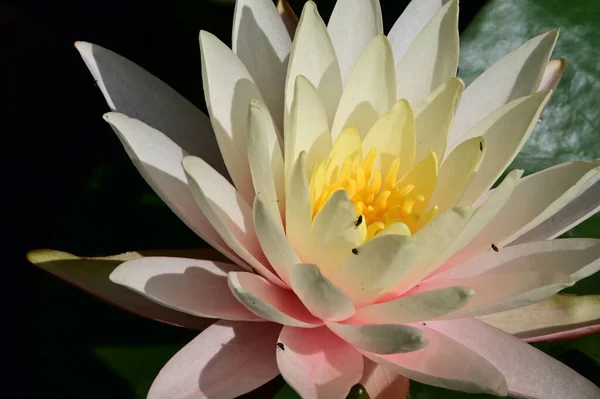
310 146 439 243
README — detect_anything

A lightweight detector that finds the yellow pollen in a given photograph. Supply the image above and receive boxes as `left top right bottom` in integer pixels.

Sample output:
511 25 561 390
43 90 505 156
311 145 438 243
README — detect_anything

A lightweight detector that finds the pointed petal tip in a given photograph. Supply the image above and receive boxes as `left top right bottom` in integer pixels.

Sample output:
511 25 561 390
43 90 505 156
27 249 75 264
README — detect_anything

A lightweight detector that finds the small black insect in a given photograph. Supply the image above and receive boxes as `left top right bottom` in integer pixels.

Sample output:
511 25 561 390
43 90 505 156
277 342 285 351
352 248 359 255
491 243 499 252
479 141 484 151
354 215 363 228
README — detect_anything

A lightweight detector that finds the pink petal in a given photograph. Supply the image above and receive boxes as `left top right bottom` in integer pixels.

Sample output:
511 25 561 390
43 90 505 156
27 248 223 330
148 320 281 399
522 325 600 343
109 256 261 321
277 326 364 399
428 318 600 399
364 325 507 396
359 358 410 399
228 272 322 327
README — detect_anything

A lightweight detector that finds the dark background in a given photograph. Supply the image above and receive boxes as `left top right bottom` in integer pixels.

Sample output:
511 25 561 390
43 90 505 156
6 0 597 398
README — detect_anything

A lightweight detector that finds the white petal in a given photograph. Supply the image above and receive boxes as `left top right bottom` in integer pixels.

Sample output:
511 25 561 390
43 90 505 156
75 42 228 178
232 0 291 131
458 90 552 206
327 0 383 84
148 320 281 399
228 272 322 327
387 0 448 64
277 326 364 399
248 100 285 224
364 326 508 395
414 77 464 162
430 136 485 212
330 35 396 141
456 160 600 263
395 0 459 105
182 156 284 286
423 239 600 317
328 323 427 355
200 30 264 204
450 30 558 146
253 195 301 285
512 165 600 244
349 286 474 325
391 207 474 295
289 263 355 321
285 1 342 129
428 318 600 399
285 152 314 261
311 190 360 277
110 256 259 321
103 113 243 266
285 75 332 181
332 235 417 306
432 170 523 277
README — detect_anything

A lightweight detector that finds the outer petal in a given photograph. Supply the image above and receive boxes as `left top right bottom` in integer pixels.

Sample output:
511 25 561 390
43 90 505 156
247 100 286 224
277 326 364 399
427 318 600 399
449 30 558 146
395 0 459 105
327 0 383 85
285 1 342 129
277 0 298 37
74 42 228 178
388 0 447 64
359 358 410 399
232 0 291 130
285 75 332 181
328 323 427 355
349 287 474 325
414 77 464 163
538 58 567 92
479 294 600 342
148 320 281 399
200 30 264 204
364 326 508 395
330 35 396 141
512 165 600 245
430 136 485 213
27 249 221 330
183 156 284 286
103 113 242 265
332 234 417 306
456 160 600 263
109 256 260 321
289 263 355 322
422 239 600 317
253 195 301 285
228 272 322 327
458 90 552 206
311 190 360 277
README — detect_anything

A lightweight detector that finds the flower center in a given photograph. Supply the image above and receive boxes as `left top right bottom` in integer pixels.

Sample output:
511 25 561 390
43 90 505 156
309 141 439 244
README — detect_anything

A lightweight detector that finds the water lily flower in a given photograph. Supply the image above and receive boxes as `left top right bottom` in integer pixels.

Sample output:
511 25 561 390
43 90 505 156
28 0 600 398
